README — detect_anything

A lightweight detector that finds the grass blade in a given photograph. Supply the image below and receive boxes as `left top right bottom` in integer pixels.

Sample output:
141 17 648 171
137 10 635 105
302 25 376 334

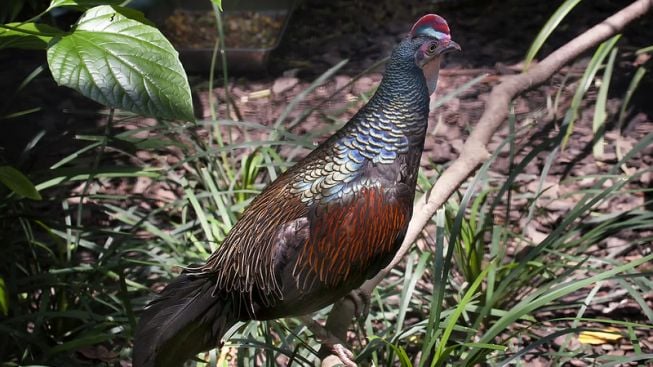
592 47 617 158
524 0 583 67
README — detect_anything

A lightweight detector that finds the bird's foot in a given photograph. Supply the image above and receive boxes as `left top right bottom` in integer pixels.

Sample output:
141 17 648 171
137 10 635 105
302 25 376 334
327 343 356 367
298 316 357 366
345 288 371 322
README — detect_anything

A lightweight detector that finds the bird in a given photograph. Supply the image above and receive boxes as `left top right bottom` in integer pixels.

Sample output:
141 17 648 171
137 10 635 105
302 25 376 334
133 13 460 367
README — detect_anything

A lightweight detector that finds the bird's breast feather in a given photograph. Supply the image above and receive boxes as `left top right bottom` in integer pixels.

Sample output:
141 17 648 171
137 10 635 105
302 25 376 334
292 185 413 288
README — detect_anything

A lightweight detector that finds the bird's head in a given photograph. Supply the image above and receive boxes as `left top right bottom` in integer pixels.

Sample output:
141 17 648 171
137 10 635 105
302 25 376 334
408 14 460 95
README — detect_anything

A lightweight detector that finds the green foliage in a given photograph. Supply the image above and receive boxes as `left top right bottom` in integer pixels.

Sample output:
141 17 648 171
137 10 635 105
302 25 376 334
0 165 42 200
0 22 63 49
210 0 223 12
591 47 617 158
358 119 653 367
0 277 8 316
561 35 621 149
48 0 124 8
0 1 194 121
0 3 195 361
47 5 193 121
524 0 584 67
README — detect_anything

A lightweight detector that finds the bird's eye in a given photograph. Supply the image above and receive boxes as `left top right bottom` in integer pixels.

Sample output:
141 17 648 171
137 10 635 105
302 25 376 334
427 42 438 54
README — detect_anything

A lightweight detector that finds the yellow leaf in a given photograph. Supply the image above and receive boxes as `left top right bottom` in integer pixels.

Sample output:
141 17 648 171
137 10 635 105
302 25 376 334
578 327 622 345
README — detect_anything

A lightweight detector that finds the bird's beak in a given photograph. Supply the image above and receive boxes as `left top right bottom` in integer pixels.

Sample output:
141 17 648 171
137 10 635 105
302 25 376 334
436 40 461 55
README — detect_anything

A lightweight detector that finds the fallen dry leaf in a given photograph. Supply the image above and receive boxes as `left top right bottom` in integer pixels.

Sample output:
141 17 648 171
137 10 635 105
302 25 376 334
578 327 622 345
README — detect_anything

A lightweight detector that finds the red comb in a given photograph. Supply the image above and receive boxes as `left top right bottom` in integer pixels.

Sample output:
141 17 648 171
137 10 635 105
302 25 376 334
409 14 450 37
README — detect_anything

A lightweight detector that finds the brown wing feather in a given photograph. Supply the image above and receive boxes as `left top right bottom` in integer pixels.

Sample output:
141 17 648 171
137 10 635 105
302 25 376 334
196 175 412 319
199 176 308 303
294 185 412 288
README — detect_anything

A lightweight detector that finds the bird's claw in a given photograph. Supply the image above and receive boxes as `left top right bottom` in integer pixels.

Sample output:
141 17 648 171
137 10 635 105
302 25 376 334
329 343 357 367
345 288 371 322
297 316 357 366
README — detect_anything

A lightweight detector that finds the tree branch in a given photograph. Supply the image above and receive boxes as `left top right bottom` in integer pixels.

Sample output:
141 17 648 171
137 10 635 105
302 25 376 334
320 0 653 365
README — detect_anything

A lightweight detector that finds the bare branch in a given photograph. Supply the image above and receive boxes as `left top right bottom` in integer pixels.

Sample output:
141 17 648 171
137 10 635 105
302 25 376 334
320 0 653 365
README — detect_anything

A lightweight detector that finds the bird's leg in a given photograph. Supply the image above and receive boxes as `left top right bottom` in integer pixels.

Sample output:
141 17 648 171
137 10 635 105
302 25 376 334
298 315 357 367
345 288 371 322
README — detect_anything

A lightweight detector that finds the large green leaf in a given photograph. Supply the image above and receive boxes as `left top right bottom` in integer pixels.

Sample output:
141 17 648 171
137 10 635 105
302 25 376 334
47 5 194 121
0 22 64 50
0 165 42 200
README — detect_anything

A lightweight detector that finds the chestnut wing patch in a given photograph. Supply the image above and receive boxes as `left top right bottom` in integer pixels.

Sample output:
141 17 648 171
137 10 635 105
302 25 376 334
294 185 412 288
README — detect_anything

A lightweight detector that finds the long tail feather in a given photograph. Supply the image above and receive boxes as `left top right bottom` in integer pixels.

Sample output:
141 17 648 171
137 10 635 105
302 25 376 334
133 273 238 367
